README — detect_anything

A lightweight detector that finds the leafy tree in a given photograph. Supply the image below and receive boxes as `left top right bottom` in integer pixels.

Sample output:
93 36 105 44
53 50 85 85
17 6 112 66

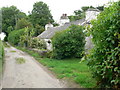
7 26 13 33
81 6 95 11
2 6 19 33
52 25 85 59
15 18 32 30
68 10 85 21
29 1 54 27
96 6 104 11
87 1 120 88
2 6 27 34
34 24 44 36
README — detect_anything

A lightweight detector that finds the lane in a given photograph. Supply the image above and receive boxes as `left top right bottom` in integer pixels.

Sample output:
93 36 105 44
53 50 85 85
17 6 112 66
2 46 64 88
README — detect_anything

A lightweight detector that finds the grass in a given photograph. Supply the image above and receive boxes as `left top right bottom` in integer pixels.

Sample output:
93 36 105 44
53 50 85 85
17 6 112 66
3 42 10 48
16 46 97 88
0 40 4 76
16 57 26 64
10 50 16 52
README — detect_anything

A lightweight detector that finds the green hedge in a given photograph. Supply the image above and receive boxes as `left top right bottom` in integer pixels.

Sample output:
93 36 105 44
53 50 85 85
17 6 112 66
8 29 25 45
88 1 120 88
52 25 85 59
0 40 4 74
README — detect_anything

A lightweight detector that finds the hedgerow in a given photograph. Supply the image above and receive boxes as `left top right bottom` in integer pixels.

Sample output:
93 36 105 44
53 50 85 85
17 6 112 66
8 29 25 45
87 1 120 88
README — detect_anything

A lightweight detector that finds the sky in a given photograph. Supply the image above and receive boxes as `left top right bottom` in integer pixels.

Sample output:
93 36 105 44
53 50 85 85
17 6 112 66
0 0 118 21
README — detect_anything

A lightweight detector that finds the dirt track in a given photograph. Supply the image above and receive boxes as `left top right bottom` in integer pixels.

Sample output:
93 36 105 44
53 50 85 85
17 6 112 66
2 46 65 88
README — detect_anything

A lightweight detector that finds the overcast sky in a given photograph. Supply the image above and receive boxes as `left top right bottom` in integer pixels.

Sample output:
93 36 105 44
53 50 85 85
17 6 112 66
0 0 118 21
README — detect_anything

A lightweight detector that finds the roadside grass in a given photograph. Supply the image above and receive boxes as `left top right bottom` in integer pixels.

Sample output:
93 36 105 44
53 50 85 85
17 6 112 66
3 42 10 48
16 46 97 88
10 50 16 52
16 57 26 64
0 40 4 76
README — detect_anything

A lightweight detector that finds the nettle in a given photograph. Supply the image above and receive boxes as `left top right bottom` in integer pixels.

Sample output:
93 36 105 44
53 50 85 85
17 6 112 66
87 1 120 88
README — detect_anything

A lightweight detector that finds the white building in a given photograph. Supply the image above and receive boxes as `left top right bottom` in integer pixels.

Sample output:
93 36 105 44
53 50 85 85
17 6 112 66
85 8 100 22
38 9 100 51
0 32 6 41
59 14 70 26
45 23 53 31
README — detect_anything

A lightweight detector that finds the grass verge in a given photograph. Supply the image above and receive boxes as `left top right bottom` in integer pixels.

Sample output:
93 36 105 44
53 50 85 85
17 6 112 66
16 57 26 64
0 40 4 77
16 46 97 88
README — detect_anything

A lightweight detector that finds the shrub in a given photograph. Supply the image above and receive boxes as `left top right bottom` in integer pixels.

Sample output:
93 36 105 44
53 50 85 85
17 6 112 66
52 25 85 59
87 1 120 88
31 37 46 49
8 29 25 45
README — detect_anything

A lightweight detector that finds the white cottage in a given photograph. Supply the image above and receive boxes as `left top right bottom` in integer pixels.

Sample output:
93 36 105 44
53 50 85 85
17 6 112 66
38 9 100 51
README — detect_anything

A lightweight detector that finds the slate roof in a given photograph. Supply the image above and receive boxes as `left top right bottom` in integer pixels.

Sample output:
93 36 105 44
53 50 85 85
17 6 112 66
87 8 100 12
38 18 85 39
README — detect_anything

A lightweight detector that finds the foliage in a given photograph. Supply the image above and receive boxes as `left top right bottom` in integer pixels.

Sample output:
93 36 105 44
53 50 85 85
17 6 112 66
34 24 45 36
68 10 85 21
96 6 104 11
16 46 97 88
1 6 27 34
0 40 4 74
8 29 25 45
30 37 46 49
81 6 95 12
15 18 32 30
29 1 54 27
7 26 14 34
20 27 34 47
87 1 120 88
52 25 85 59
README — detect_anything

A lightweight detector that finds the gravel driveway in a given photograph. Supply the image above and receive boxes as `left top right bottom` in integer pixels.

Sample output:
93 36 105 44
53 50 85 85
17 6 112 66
2 46 65 88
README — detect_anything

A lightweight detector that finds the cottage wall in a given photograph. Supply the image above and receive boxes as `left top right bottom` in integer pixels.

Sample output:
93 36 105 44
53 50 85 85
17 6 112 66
44 39 52 51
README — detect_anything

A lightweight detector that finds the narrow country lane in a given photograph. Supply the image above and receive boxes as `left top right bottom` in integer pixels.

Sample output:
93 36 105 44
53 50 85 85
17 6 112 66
2 45 65 88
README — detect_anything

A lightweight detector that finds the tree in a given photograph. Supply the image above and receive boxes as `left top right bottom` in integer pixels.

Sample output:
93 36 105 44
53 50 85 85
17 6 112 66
68 10 85 21
15 18 32 30
29 1 54 27
96 6 104 11
2 6 27 34
34 24 44 36
87 1 120 88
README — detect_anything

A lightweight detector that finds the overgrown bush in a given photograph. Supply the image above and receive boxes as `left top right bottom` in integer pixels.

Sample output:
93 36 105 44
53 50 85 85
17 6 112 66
31 37 46 49
87 1 120 88
52 25 85 59
8 29 25 45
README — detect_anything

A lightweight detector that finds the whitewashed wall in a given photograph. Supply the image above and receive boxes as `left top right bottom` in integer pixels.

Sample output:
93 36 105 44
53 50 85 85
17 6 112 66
44 39 52 51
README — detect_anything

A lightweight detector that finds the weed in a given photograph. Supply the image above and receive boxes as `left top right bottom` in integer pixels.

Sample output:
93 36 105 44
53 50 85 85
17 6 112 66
16 57 26 64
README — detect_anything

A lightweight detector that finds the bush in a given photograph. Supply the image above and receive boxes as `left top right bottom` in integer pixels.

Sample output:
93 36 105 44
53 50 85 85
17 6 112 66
87 1 120 88
31 38 46 49
8 29 25 45
52 25 85 59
